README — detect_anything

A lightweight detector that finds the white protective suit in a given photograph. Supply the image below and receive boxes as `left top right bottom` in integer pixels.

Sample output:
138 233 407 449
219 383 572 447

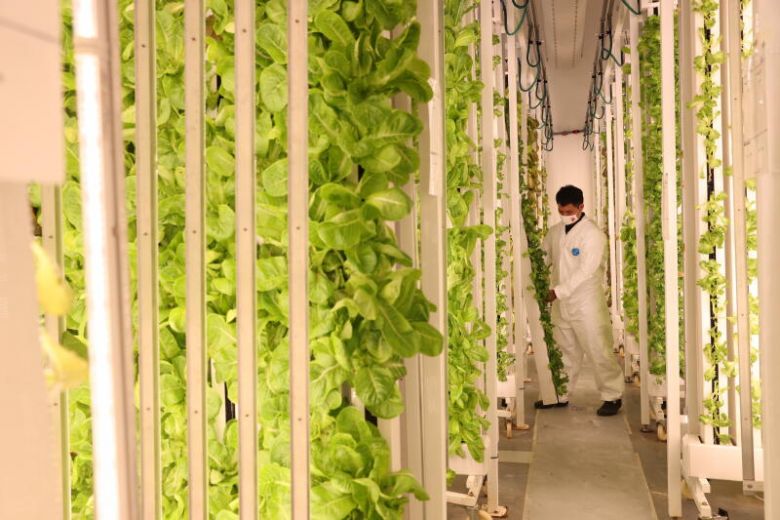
543 215 624 402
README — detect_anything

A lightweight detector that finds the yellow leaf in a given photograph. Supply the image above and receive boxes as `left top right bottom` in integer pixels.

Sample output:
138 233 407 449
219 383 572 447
31 241 72 316
40 330 88 391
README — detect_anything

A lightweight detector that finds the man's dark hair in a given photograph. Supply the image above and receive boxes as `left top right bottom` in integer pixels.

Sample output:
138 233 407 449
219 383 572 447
556 185 584 207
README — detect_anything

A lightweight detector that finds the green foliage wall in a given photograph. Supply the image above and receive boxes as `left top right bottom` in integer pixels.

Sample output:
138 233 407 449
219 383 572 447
444 0 491 463
522 118 567 396
59 0 444 517
691 0 731 442
620 59 639 338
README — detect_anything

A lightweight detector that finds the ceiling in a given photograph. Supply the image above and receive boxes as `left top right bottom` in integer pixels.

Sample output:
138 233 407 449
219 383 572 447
533 0 607 133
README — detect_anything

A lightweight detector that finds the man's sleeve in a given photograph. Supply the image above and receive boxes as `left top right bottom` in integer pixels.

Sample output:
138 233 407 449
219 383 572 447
553 228 606 299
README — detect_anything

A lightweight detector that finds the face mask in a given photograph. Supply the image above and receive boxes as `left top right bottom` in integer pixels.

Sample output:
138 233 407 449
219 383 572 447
560 214 580 226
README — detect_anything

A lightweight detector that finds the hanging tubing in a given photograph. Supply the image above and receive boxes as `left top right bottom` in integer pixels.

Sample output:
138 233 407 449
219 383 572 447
499 0 529 36
518 57 540 92
621 0 641 15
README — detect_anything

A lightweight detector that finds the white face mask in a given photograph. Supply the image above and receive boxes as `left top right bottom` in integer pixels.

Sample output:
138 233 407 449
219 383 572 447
560 213 580 226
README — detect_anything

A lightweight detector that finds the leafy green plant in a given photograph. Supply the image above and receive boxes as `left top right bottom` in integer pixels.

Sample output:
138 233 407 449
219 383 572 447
620 61 639 338
444 0 491 462
59 0 443 517
522 117 567 396
495 80 514 384
690 0 732 443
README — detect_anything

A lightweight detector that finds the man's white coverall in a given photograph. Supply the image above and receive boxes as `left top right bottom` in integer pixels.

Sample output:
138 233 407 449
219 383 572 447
543 216 624 402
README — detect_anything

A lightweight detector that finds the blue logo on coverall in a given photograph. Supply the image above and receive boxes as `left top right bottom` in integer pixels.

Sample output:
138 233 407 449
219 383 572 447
572 247 581 257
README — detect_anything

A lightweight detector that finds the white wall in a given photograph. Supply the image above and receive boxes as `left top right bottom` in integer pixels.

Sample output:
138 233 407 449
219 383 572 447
545 134 594 227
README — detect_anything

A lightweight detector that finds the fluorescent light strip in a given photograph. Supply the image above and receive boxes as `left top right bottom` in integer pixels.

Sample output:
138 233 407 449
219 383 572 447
74 49 121 520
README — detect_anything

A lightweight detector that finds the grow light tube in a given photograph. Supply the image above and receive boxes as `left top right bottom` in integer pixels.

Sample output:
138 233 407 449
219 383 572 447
72 0 137 518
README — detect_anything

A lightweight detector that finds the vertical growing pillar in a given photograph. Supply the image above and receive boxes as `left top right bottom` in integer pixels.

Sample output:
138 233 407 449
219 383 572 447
660 0 682 516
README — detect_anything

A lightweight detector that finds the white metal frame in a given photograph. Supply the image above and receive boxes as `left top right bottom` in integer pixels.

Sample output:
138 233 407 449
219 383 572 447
479 0 502 514
134 0 160 517
73 0 139 517
287 0 310 517
235 0 258 517
753 1 780 514
417 0 449 516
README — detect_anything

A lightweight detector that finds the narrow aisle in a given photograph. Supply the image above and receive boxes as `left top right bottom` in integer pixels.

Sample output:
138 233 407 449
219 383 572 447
523 363 657 520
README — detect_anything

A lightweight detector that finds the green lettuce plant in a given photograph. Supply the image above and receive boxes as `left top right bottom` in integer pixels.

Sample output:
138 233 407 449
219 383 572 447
620 60 639 338
691 0 732 443
522 117 567 396
59 0 443 517
444 0 491 462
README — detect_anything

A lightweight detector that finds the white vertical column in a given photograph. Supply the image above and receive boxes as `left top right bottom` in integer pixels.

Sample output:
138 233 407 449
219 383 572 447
723 0 756 485
184 0 207 516
417 0 447 516
506 25 527 428
235 0 257 517
288 0 310 518
72 0 139 517
394 92 424 520
661 0 682 516
480 1 501 513
135 0 160 517
753 0 780 514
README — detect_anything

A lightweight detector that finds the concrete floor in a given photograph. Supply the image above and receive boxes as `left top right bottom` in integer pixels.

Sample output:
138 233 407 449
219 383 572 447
446 352 765 519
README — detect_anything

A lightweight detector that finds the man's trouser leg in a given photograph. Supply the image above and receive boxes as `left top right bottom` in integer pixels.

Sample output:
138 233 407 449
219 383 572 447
553 324 583 403
571 315 625 401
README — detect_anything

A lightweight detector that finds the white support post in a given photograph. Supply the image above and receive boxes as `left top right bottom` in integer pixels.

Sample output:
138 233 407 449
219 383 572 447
394 92 425 520
753 0 780 514
235 0 257 517
480 0 502 514
72 0 139 517
417 1 448 517
287 1 310 518
41 185 71 520
679 0 704 440
135 0 160 517
184 0 207 516
506 24 528 429
661 0 682 516
723 0 756 487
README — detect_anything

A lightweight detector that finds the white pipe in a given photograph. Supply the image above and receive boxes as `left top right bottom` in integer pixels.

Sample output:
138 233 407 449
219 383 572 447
480 0 499 510
134 0 161 516
235 0 258 516
73 0 139 517
754 0 780 514
661 0 682 516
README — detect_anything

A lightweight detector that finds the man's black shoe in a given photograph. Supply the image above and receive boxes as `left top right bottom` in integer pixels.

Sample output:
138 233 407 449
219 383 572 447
597 399 622 416
534 399 569 409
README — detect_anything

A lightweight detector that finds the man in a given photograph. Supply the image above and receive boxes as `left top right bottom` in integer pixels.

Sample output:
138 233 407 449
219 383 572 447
537 185 625 416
